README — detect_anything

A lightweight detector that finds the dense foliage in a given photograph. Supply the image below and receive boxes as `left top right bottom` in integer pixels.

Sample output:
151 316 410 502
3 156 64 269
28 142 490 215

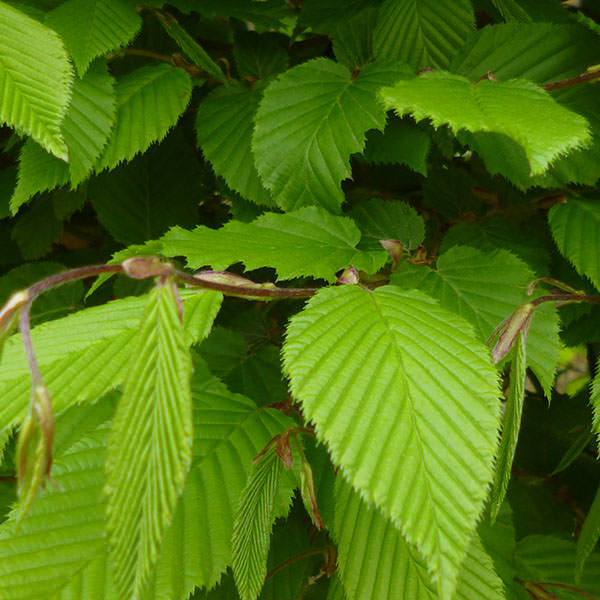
1 1 600 599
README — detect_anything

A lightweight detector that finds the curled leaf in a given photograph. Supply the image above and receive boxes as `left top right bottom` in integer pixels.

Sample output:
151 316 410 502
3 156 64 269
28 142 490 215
0 290 29 362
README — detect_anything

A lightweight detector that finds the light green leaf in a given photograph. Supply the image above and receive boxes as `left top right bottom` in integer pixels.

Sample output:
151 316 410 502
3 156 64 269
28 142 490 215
390 246 559 398
0 1 73 160
196 82 274 206
548 197 600 292
362 118 430 174
349 199 425 250
232 448 284 600
576 484 600 583
283 284 501 598
334 478 505 600
253 58 412 213
97 64 192 171
373 0 475 70
161 206 386 281
489 332 526 521
105 282 193 599
46 0 141 77
380 71 590 177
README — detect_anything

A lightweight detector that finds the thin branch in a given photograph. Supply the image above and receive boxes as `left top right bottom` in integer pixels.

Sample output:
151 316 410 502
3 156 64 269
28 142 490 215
538 581 599 600
27 265 124 298
265 548 326 582
531 293 600 308
543 69 600 91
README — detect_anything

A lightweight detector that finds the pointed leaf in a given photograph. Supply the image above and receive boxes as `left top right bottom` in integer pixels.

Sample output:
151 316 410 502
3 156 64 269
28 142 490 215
46 0 141 77
380 71 590 177
253 58 412 212
0 2 73 160
161 206 386 282
576 484 600 583
97 64 192 171
283 284 501 597
105 282 193 599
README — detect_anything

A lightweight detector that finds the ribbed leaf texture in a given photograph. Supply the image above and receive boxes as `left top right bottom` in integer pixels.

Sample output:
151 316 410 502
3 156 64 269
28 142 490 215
105 282 194 599
373 0 475 69
253 58 412 212
233 31 289 80
97 64 192 171
591 359 600 454
490 0 531 21
161 206 386 282
196 82 274 206
11 60 116 211
46 0 141 77
380 71 590 177
232 448 284 600
334 479 505 600
0 290 221 442
576 484 600 583
489 331 526 521
548 197 600 292
283 284 501 598
391 245 559 397
0 2 73 160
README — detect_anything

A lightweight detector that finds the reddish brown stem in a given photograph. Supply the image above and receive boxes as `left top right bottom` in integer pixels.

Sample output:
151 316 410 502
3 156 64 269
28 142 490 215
543 69 600 91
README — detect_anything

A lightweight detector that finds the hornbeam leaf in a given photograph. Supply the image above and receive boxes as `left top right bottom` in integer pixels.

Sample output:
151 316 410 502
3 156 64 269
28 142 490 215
373 0 475 70
380 71 590 177
0 2 73 161
576 484 600 583
105 282 193 599
46 0 141 78
253 58 412 212
161 206 386 281
334 479 505 600
97 64 192 171
489 332 526 521
283 285 501 598
548 197 600 292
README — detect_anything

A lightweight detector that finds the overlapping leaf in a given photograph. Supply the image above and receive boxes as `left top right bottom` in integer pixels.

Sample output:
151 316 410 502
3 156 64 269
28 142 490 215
391 246 560 397
283 284 501 598
196 82 274 206
46 0 141 77
373 0 475 69
161 206 386 281
380 71 590 177
0 2 73 160
253 58 412 212
549 197 600 292
97 65 192 171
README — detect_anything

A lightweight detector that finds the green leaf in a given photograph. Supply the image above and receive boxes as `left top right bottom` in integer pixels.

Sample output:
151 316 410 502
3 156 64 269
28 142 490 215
196 82 274 206
349 198 425 250
331 6 377 69
232 448 285 600
45 0 141 77
592 360 600 455
576 484 600 583
380 71 590 177
253 58 412 213
373 0 475 70
105 282 193 599
490 0 532 22
489 331 526 521
390 246 560 398
161 206 386 282
233 31 289 80
548 197 600 292
334 478 505 600
362 118 430 175
283 284 501 598
97 64 192 171
0 1 73 160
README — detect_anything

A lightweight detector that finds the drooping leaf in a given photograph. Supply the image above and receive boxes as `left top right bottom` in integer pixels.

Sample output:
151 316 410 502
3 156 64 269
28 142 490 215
0 1 73 160
45 0 141 77
105 282 194 599
362 118 430 175
283 284 501 598
196 82 274 206
373 0 475 70
489 331 526 521
548 197 600 292
253 58 412 213
97 64 192 171
160 206 387 281
390 246 559 397
380 71 590 177
576 484 600 583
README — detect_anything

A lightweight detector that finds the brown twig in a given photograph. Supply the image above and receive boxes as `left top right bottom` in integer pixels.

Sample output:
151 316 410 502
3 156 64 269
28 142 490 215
543 69 600 91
